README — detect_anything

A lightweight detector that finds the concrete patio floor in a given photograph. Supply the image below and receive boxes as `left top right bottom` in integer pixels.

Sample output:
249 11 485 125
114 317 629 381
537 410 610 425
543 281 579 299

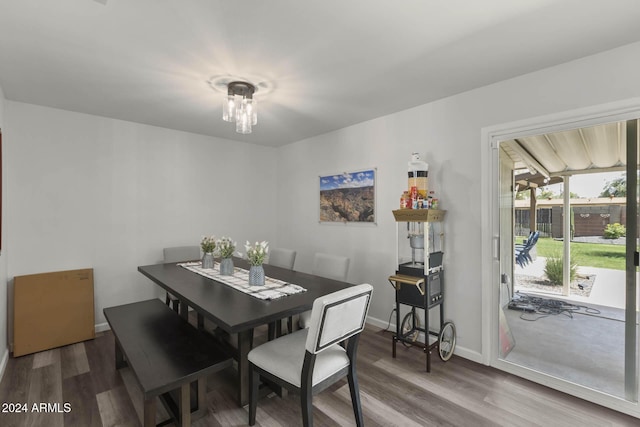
506 255 635 398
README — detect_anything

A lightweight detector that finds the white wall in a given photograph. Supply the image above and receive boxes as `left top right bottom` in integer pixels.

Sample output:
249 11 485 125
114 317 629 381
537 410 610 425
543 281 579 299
276 40 640 359
6 39 640 366
4 102 278 346
0 82 7 374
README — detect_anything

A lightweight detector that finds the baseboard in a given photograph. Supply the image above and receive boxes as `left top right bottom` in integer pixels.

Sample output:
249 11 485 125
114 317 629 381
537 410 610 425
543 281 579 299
366 313 395 333
0 348 9 383
95 322 111 333
454 345 482 364
93 314 483 363
366 314 482 364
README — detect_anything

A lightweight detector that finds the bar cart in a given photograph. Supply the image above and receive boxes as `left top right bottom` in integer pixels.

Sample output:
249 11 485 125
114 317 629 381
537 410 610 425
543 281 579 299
388 209 456 372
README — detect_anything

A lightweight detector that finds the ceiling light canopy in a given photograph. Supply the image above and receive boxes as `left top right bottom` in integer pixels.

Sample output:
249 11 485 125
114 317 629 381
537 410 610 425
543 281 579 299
223 81 257 134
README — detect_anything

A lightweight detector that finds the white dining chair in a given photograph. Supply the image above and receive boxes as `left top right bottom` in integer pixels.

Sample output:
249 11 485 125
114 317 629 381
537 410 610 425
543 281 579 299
268 248 297 270
248 283 372 427
297 253 350 328
163 245 200 312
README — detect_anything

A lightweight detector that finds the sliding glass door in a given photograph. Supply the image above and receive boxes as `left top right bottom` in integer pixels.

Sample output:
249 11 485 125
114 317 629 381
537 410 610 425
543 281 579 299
495 119 639 401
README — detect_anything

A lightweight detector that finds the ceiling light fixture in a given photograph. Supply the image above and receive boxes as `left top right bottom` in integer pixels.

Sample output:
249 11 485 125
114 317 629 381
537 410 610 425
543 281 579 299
223 81 257 134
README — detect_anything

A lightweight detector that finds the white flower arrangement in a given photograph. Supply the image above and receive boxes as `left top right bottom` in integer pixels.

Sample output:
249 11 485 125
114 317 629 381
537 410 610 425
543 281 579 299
217 237 236 259
200 235 217 254
244 241 268 266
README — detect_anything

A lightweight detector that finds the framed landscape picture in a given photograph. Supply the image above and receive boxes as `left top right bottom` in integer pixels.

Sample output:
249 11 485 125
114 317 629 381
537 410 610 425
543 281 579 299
319 168 376 224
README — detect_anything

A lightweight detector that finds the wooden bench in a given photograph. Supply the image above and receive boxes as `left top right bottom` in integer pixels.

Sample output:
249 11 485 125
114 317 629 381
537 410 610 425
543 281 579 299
104 299 232 427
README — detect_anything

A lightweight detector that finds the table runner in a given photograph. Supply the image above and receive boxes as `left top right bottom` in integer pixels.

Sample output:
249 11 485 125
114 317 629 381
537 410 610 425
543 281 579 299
178 262 307 300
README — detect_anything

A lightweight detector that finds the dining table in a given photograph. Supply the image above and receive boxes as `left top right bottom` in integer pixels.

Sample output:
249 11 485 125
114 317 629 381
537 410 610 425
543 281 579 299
137 257 352 407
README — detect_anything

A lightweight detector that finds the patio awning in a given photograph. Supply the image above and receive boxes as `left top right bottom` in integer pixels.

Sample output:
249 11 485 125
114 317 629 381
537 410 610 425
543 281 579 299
502 121 627 178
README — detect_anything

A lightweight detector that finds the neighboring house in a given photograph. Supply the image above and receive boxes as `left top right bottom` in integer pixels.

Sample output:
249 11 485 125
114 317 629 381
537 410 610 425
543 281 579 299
515 197 626 238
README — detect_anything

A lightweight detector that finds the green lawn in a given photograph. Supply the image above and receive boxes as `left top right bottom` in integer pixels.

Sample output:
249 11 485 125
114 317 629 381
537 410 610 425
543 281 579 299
528 237 626 271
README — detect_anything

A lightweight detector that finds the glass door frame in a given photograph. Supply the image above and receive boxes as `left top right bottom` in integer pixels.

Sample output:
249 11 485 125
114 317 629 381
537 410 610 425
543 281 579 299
481 100 640 417
625 119 638 401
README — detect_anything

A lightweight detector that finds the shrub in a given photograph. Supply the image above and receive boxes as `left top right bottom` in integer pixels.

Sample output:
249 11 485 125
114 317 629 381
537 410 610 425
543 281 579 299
544 251 577 286
603 223 626 239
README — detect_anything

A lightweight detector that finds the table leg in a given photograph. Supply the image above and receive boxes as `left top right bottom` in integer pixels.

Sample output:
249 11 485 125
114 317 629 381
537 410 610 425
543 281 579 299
197 379 206 415
237 328 254 407
179 300 189 320
268 320 283 340
143 397 156 427
197 313 204 330
179 383 190 427
268 322 276 341
115 340 127 369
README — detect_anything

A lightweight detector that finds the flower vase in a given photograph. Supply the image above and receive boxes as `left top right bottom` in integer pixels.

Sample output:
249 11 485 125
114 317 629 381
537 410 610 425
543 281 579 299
201 252 215 269
248 265 265 286
220 257 234 275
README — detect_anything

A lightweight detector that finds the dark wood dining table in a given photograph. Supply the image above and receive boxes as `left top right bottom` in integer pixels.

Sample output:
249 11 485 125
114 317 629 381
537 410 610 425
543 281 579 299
137 257 352 406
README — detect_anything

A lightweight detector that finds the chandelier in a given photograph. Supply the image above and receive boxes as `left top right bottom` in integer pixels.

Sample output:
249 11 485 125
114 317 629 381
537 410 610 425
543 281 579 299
223 81 257 134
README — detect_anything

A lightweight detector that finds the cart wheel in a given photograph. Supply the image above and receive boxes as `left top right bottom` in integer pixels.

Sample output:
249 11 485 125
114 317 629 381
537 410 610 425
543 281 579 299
400 311 419 347
438 321 456 361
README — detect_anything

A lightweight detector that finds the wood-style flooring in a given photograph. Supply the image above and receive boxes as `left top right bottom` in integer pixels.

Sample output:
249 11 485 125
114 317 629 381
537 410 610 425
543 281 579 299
0 324 638 427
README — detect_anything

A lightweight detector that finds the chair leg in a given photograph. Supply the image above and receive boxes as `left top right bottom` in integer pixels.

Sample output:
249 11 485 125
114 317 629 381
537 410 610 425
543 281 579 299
171 298 179 313
301 385 313 427
249 364 259 426
347 336 364 427
348 369 364 427
165 292 170 306
301 351 316 427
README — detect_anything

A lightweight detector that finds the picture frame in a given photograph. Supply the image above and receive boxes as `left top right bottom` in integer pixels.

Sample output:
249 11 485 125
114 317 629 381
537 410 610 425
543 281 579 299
319 168 376 224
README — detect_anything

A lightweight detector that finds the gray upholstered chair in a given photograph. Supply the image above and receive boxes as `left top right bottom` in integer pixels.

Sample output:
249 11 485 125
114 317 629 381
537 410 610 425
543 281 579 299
268 247 297 270
297 253 350 328
248 284 372 427
268 248 297 334
312 253 350 281
163 246 200 312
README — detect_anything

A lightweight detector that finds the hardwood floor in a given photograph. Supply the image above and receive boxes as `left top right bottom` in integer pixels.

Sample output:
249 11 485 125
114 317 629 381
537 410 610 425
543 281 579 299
0 325 638 427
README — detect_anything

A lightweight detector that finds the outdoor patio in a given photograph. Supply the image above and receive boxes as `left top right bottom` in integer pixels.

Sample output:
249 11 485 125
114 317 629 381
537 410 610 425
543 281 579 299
514 253 625 310
505 250 631 398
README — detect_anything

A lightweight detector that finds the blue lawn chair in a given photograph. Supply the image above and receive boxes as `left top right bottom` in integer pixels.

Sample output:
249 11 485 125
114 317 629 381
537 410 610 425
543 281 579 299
515 231 539 267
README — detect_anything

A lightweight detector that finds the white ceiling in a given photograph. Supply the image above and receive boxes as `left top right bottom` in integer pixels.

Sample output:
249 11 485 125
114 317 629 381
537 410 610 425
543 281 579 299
2 0 640 147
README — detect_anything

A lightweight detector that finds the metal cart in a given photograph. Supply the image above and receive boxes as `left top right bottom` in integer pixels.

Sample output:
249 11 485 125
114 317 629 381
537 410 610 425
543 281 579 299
389 209 456 372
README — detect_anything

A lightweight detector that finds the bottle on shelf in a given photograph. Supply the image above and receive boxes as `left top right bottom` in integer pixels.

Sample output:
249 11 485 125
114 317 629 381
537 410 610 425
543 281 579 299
408 153 428 207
